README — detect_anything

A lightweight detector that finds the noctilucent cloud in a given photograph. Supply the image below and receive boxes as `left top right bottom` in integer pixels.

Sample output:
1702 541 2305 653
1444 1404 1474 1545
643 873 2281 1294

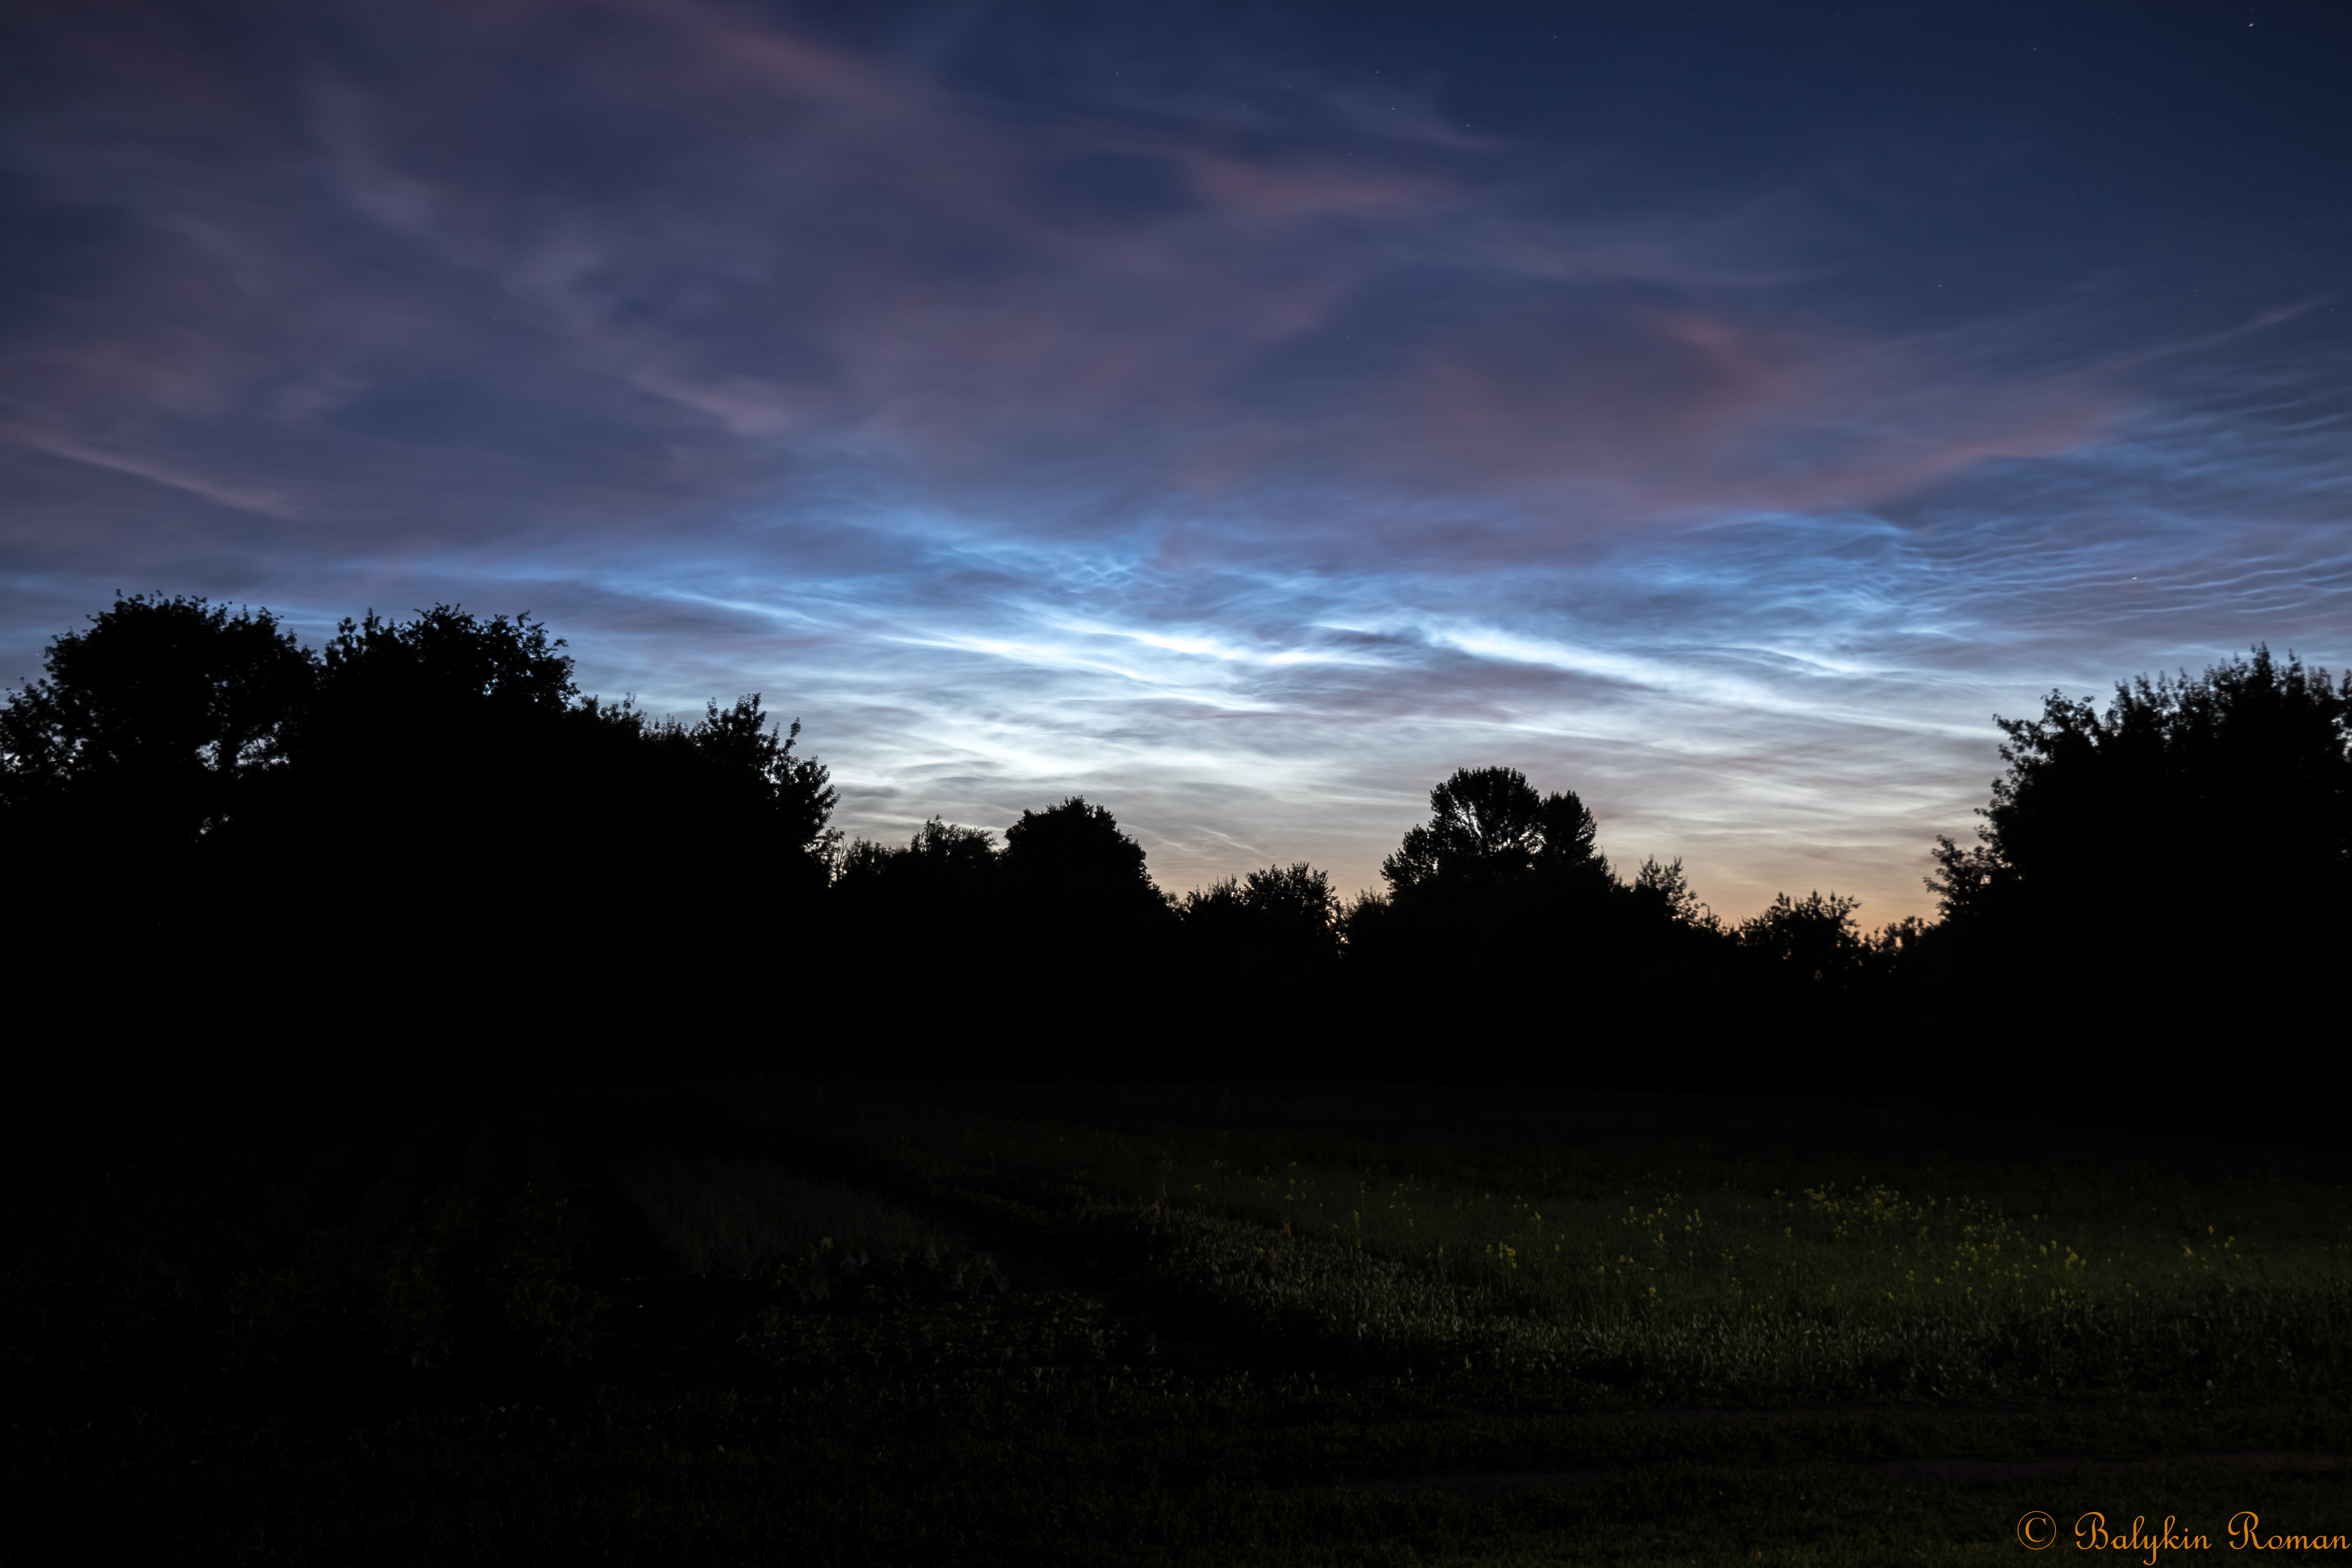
4 2 2347 922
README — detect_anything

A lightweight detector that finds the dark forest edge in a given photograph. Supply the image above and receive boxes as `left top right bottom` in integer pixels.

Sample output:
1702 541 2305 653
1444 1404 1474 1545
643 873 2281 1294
4 593 2345 1083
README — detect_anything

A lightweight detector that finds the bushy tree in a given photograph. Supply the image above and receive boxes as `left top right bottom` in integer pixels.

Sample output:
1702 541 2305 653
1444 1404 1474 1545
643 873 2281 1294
829 818 1004 1044
1628 855 1714 927
312 605 574 727
1737 890 1865 985
266 605 583 876
1537 789 1602 871
3 595 838 1043
1346 765 1749 1073
1240 862 1342 945
1381 767 1602 895
1931 646 2350 924
837 817 998 918
1 593 316 847
1172 861 1344 1062
1927 645 2349 1037
570 693 836 860
1180 861 1341 971
1002 797 1165 918
841 817 997 882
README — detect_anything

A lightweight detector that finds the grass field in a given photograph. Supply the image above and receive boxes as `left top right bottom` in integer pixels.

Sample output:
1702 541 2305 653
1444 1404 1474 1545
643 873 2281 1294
4 1068 2348 1564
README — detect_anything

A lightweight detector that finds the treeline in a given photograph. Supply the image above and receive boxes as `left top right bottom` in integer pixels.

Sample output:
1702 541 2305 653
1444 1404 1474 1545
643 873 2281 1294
5 594 2345 1080
1 597 834 1032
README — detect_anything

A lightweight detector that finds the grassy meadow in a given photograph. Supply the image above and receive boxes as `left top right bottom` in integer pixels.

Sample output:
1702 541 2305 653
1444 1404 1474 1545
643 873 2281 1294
5 1068 2348 1564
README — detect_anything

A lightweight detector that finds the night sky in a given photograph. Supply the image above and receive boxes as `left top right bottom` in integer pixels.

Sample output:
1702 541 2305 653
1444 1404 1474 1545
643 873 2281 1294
5 1 2347 922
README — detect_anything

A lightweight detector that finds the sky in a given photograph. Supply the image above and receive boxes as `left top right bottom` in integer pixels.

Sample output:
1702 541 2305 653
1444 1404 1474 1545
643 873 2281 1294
3 1 2347 924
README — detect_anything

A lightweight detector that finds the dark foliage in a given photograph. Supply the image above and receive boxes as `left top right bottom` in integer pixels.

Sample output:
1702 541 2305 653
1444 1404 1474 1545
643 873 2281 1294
0 593 313 849
1341 768 1742 1077
3 597 834 1048
996 797 1177 1056
9 599 2339 1081
1176 862 1342 1058
1923 645 2349 1050
1379 765 1599 893
832 818 1010 1049
1001 796 1165 918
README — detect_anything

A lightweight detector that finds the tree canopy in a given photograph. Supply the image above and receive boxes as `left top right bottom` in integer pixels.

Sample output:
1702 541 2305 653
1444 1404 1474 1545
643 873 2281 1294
1925 645 2348 1039
1002 796 1166 919
1380 766 1604 895
2 595 837 1040
12 592 2339 1073
0 593 314 849
1931 646 2350 924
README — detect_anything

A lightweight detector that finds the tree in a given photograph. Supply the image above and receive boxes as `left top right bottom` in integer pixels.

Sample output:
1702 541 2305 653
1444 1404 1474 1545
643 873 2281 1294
836 817 999 918
2 593 843 1045
569 693 837 867
1381 767 1601 895
1931 646 2350 922
994 797 1172 1052
1736 890 1865 986
676 695 839 861
830 818 1005 1048
1179 861 1340 970
1240 862 1341 949
296 604 573 749
1537 789 1602 871
1002 797 1164 918
0 593 316 848
1926 645 2350 1037
1167 860 1345 1064
1628 855 1714 927
841 817 998 883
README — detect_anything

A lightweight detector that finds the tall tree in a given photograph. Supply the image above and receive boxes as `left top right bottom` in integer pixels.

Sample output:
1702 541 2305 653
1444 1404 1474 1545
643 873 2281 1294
1381 767 1600 895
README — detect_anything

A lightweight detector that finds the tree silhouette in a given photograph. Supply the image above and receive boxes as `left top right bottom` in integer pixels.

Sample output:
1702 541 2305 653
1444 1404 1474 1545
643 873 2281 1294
1537 788 1602 871
1163 860 1343 1066
1737 890 1865 986
829 818 1006 1053
1932 646 2350 920
1345 765 1745 1074
1002 797 1165 917
679 697 838 858
836 817 1000 946
1 593 315 850
41 586 2334 1077
1180 861 1340 972
4 597 839 1044
992 797 1172 1054
260 604 576 877
1927 645 2349 1042
1627 855 1712 927
840 817 1000 896
1381 767 1602 895
314 605 574 724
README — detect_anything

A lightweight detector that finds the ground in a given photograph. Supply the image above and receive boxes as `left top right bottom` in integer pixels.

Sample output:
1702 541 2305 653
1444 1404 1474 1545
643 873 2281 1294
4 1067 2347 1563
